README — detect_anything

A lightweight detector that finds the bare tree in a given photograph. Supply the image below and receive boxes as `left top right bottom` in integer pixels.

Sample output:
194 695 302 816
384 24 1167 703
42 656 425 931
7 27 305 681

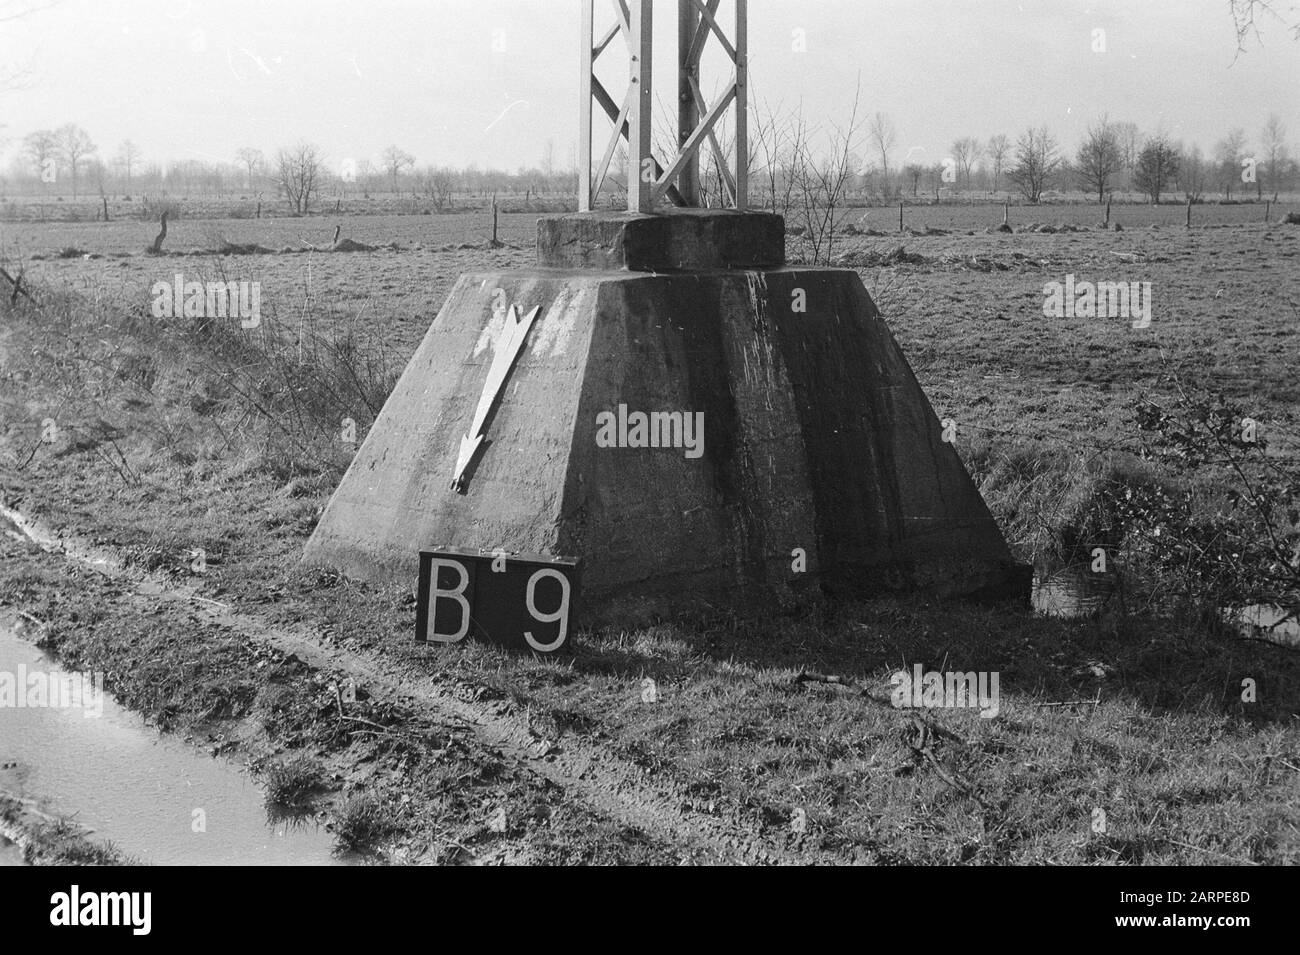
929 161 945 201
1075 116 1122 203
113 140 141 190
1229 0 1300 52
791 81 865 264
951 136 982 191
1007 127 1060 203
0 0 55 94
1133 135 1180 204
235 147 264 190
88 157 110 217
776 112 809 218
902 162 924 197
355 158 377 196
751 96 807 218
23 128 58 181
750 98 779 211
276 141 322 214
1178 143 1209 202
1260 114 1289 200
1214 128 1246 199
540 138 556 179
986 134 1009 193
381 145 416 194
418 165 456 210
867 111 896 180
700 124 738 209
751 95 789 213
56 123 96 199
1112 121 1143 186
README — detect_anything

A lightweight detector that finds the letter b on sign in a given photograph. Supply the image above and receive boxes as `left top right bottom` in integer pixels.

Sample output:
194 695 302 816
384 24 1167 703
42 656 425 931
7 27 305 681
421 558 473 643
416 547 578 654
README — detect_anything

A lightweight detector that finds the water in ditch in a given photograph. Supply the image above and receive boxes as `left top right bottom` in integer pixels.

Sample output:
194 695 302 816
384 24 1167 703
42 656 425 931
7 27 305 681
0 621 344 865
1032 564 1300 646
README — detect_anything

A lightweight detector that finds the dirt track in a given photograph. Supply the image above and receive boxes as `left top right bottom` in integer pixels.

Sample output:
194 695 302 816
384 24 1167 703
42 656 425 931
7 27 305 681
1 501 845 865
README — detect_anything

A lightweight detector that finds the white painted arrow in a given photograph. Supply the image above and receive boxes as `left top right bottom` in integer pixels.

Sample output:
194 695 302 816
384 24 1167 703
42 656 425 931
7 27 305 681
451 303 540 490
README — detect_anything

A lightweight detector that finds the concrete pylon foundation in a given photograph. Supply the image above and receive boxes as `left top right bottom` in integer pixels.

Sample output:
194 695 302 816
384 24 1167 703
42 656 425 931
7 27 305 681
302 211 1028 625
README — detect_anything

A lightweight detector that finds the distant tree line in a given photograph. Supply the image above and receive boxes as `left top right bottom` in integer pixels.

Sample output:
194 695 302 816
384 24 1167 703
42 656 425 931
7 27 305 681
1 112 1295 214
0 130 581 215
769 111 1295 208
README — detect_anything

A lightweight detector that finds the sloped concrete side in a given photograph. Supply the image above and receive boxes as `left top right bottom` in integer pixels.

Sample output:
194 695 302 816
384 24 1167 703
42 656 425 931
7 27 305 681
759 268 1022 600
301 272 600 581
558 273 821 622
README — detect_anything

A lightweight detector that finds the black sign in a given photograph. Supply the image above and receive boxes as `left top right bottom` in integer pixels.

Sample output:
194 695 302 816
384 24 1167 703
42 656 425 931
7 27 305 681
416 547 579 654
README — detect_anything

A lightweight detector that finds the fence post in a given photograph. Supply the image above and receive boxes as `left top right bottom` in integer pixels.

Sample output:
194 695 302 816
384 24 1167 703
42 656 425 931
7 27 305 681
899 200 903 233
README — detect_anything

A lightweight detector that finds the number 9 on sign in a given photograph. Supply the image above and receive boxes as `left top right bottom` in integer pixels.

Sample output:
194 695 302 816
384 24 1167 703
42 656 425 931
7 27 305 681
524 568 571 652
416 547 579 655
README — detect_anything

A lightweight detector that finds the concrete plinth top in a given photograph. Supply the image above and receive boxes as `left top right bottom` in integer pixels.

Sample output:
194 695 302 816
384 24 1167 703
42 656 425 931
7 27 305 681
537 209 785 272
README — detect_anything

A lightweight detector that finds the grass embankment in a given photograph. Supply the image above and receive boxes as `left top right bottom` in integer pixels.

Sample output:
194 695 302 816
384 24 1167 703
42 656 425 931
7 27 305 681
1 249 1298 864
1 795 135 865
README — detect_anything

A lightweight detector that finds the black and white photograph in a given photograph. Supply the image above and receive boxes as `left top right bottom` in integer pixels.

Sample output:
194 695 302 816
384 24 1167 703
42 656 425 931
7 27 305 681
0 0 1295 912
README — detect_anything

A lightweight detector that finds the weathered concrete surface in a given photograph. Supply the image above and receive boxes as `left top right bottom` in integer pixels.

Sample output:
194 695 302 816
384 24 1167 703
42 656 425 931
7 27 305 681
754 270 1024 602
537 209 785 272
302 267 1027 624
302 273 591 583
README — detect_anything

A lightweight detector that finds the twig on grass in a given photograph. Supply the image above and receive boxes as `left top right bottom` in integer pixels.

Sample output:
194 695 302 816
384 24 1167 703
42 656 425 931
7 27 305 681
903 715 990 809
186 595 230 610
15 440 42 470
86 435 140 487
344 728 420 741
1 265 36 305
793 671 856 687
342 714 389 732
792 669 896 706
1035 691 1103 708
446 839 478 859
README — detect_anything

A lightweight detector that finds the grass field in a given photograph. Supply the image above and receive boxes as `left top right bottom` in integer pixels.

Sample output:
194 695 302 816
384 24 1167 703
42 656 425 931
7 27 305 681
1 206 1298 864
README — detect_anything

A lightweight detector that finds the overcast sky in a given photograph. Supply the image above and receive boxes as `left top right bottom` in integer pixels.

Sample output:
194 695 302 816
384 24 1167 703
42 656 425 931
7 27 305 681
1 0 1297 175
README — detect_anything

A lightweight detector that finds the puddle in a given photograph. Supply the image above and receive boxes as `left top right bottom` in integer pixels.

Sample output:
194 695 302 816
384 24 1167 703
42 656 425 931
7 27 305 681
1236 603 1300 647
1033 565 1300 647
0 621 344 865
1032 564 1120 617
